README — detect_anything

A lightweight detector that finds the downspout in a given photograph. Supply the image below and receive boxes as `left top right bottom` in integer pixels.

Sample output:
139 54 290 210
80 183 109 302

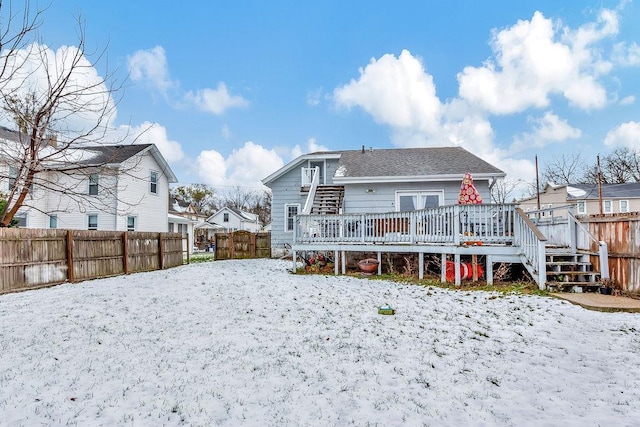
488 176 498 191
114 169 119 230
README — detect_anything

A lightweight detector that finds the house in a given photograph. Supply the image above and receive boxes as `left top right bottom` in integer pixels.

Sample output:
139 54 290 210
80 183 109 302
1 127 177 232
262 146 506 256
206 206 261 233
518 182 640 217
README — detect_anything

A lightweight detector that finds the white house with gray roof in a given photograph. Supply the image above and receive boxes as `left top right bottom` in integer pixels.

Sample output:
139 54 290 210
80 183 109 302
206 206 261 233
519 182 640 216
1 125 177 231
262 146 505 256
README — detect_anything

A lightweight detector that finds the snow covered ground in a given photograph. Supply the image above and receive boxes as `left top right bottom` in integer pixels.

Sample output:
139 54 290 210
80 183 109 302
1 259 639 426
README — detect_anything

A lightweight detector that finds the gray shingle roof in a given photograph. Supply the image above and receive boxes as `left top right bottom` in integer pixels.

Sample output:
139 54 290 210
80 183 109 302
567 182 640 199
335 147 504 178
68 144 153 165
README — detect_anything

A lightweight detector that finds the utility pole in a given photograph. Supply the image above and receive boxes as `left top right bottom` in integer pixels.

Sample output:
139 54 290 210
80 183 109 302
597 154 603 215
535 155 541 215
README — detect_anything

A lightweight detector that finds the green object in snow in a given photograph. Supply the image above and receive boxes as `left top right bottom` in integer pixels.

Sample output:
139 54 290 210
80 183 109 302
378 305 395 315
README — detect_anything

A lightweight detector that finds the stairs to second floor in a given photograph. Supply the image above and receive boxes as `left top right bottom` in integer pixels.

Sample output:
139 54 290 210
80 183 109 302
310 185 345 215
545 249 602 292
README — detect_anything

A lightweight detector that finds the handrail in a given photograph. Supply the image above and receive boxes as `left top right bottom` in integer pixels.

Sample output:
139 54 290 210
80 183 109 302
514 208 547 290
567 210 609 279
302 166 320 215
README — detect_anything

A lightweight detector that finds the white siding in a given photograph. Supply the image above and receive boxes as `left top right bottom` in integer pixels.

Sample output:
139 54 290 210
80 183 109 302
1 149 170 232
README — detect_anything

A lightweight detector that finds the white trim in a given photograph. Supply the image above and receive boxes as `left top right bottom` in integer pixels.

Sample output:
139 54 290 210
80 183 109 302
284 203 301 232
334 173 503 185
619 200 629 213
149 170 159 195
395 190 444 212
262 153 341 185
87 213 98 230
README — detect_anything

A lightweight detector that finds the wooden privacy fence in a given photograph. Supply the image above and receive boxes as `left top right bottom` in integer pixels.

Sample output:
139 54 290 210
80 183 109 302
0 228 187 295
584 214 640 294
215 231 271 260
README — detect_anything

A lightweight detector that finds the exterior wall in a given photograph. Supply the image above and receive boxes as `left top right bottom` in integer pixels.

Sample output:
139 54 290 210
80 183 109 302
519 187 570 216
342 180 492 214
209 208 260 232
2 150 170 232
519 187 640 217
116 153 170 232
267 153 495 255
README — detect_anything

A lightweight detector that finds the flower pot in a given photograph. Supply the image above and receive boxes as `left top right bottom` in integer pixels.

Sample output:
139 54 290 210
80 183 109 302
358 258 379 275
599 286 612 295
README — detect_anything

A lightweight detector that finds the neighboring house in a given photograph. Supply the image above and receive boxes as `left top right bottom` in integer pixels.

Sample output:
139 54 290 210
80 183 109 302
206 206 261 233
262 146 505 256
518 182 640 217
168 213 196 254
169 196 208 223
1 127 177 231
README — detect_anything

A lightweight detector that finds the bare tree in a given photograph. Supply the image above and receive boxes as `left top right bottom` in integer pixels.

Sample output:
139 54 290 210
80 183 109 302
542 153 588 185
583 147 640 184
218 186 271 227
0 4 129 227
171 184 218 215
490 178 525 203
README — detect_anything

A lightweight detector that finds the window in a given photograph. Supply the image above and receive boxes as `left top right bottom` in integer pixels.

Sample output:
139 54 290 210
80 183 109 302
396 191 443 212
285 204 300 232
150 171 158 194
168 222 174 232
14 212 27 228
88 173 99 195
223 212 229 222
620 200 629 213
49 215 57 229
576 201 586 215
127 216 136 231
603 200 612 214
87 214 98 230
8 167 17 190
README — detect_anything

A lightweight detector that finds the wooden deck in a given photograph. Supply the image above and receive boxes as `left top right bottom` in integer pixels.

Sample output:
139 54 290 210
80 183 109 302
291 204 550 288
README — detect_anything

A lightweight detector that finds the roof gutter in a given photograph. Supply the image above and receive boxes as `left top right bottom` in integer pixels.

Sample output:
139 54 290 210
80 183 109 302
333 172 506 185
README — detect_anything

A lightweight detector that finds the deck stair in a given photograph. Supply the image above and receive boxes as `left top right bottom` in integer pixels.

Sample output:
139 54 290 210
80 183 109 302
310 185 344 215
545 248 601 292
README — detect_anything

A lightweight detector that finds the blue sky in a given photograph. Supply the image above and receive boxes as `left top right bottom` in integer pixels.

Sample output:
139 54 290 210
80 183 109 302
22 1 640 189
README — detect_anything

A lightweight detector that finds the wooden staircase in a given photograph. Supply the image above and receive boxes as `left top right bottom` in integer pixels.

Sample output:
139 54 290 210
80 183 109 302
545 249 601 292
310 185 344 215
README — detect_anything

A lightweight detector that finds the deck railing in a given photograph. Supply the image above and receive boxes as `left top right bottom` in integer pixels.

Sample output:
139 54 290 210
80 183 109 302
514 208 547 288
294 203 517 246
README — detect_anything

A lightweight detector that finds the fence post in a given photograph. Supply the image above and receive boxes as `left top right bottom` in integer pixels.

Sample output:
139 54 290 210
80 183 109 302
251 232 257 258
228 232 234 259
67 230 75 283
159 233 165 270
123 232 129 274
599 241 609 280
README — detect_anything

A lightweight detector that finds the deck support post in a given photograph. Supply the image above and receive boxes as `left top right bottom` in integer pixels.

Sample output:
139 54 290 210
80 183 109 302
454 253 461 286
441 254 447 283
419 252 424 279
292 250 297 273
377 252 382 275
334 250 339 276
486 255 493 285
341 251 346 275
537 240 547 290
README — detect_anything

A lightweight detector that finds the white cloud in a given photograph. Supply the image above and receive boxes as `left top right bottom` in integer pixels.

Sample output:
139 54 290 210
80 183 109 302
458 9 617 114
604 121 640 148
195 142 283 188
127 46 175 93
306 88 323 107
613 41 640 66
619 95 635 105
184 83 249 115
0 42 116 136
115 122 185 163
510 112 581 153
334 50 442 134
291 138 329 159
221 124 231 139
